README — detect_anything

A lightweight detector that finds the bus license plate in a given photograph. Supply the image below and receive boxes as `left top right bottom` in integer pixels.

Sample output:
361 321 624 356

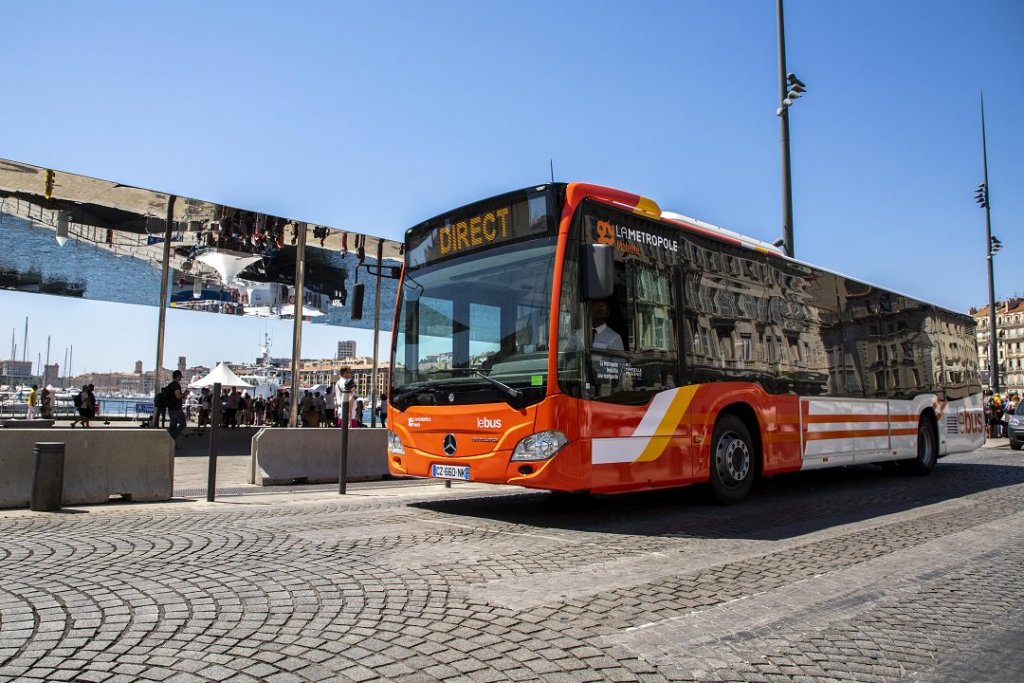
431 464 470 480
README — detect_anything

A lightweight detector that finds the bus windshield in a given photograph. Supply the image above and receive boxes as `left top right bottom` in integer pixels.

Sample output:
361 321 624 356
391 236 557 409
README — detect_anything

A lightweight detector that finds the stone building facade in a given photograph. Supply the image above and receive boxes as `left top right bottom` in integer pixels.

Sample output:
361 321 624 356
971 297 1024 394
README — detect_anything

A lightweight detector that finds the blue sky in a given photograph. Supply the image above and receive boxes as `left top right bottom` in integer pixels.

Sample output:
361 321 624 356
2 0 1022 374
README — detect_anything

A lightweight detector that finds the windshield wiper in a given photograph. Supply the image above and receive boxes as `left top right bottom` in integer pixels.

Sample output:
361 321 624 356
391 385 444 409
434 368 524 399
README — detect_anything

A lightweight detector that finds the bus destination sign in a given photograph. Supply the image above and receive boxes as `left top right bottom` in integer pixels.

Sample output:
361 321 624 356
437 207 511 257
406 192 551 267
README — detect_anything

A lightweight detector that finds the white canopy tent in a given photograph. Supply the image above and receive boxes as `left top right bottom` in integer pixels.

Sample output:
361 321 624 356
195 250 262 286
189 362 254 389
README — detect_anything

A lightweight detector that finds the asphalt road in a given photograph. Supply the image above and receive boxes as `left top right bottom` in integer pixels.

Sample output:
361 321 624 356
1 444 1022 682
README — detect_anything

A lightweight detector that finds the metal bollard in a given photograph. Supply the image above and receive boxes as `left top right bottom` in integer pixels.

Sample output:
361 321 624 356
31 442 65 512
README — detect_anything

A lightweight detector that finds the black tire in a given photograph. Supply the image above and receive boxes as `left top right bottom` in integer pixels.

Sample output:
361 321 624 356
1010 443 1022 451
709 415 757 504
902 415 937 475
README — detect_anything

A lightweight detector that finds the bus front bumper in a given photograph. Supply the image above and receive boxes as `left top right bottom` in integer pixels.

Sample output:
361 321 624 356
388 440 591 492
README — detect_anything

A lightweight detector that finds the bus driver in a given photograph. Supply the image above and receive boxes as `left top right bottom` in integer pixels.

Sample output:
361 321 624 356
591 299 624 351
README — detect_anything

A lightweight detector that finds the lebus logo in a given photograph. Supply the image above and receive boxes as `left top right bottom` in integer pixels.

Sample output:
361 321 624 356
595 220 677 257
957 410 985 435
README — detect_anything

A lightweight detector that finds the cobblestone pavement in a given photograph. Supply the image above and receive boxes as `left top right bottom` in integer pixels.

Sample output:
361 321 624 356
2 446 1023 682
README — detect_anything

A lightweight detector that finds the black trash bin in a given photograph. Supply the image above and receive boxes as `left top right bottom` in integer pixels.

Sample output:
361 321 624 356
30 442 65 512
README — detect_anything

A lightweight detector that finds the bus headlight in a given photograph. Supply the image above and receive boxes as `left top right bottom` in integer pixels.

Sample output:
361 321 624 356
387 430 405 455
511 430 567 462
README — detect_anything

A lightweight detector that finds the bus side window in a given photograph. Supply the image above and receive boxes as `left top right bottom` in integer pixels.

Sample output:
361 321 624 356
591 262 677 403
630 263 677 391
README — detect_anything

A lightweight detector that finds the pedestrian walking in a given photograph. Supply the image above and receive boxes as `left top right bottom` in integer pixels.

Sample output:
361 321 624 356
166 371 187 441
26 384 39 420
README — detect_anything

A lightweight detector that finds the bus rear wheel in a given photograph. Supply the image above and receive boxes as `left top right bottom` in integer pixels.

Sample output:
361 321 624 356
902 415 937 475
709 415 756 504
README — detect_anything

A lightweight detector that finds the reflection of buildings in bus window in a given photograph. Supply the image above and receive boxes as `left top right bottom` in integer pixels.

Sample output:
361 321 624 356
633 268 673 352
834 290 947 400
420 353 453 372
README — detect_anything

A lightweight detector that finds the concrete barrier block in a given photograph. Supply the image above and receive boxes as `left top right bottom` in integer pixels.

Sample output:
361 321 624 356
252 428 388 485
0 429 174 509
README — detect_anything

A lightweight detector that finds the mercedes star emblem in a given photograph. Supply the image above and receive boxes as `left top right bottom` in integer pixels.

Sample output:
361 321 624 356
442 434 457 456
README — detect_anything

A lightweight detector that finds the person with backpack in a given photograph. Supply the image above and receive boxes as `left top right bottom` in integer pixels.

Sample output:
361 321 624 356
166 371 187 441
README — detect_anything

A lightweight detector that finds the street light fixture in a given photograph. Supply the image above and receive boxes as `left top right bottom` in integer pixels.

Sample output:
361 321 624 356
781 73 806 110
776 0 806 258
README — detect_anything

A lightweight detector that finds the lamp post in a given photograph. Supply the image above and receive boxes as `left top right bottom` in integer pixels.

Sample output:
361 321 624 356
776 0 805 258
976 93 999 393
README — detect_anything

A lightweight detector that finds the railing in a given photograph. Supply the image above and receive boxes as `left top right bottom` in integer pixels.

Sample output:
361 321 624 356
0 398 78 420
0 398 154 420
1 197 163 263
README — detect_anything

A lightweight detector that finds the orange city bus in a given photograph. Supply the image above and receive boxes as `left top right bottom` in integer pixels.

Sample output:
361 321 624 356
385 182 985 502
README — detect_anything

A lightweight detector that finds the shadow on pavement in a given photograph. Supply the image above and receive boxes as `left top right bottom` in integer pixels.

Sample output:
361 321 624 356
412 457 1024 541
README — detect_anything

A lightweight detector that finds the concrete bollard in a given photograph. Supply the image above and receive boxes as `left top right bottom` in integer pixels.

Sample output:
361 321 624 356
30 442 65 512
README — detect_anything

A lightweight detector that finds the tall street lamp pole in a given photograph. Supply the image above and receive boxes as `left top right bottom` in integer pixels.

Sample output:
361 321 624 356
776 0 805 258
976 92 1000 393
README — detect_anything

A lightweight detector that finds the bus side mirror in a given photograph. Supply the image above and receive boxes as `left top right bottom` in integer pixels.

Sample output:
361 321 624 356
583 244 614 300
352 283 365 320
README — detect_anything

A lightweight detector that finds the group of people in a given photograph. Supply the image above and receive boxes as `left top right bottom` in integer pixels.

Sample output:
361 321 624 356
24 384 66 421
162 383 291 432
71 383 98 428
984 390 1021 438
160 366 388 441
188 209 374 262
25 384 55 420
21 383 96 426
195 210 293 259
330 368 387 429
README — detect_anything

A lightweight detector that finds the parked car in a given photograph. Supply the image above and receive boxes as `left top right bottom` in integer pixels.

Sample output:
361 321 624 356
1008 403 1024 451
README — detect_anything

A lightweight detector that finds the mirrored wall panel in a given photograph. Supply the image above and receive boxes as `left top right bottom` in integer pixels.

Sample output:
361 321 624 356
0 158 400 330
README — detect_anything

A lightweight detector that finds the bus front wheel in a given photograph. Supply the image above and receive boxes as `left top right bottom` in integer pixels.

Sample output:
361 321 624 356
709 415 756 504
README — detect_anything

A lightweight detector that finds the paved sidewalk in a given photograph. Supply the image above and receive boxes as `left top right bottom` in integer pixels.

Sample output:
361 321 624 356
2 444 1022 682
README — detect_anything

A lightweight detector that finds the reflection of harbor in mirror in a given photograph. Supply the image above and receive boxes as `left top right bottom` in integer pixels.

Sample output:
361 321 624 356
0 157 401 331
1 157 398 410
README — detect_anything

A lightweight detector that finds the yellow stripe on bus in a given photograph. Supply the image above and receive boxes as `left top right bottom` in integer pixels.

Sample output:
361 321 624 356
633 385 698 463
